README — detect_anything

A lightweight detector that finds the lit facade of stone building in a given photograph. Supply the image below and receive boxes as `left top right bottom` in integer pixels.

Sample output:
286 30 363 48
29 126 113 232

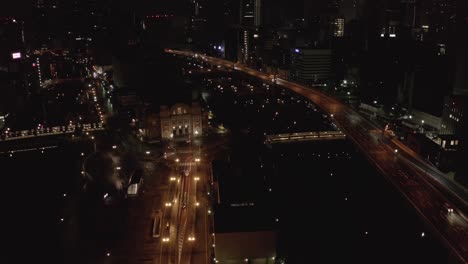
160 102 204 140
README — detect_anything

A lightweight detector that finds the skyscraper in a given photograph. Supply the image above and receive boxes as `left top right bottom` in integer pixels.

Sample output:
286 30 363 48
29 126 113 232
290 47 332 83
240 0 262 27
333 17 345 37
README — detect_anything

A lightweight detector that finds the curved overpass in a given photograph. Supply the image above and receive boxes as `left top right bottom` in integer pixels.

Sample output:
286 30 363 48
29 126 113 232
166 49 468 263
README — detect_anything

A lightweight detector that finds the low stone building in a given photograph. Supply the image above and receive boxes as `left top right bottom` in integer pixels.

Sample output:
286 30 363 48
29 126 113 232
160 102 206 140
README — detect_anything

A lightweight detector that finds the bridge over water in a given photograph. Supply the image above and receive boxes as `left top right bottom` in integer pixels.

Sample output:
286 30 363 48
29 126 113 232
266 131 346 144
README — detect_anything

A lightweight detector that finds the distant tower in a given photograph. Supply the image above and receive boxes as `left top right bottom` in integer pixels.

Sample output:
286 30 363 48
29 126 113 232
240 0 261 27
254 0 262 27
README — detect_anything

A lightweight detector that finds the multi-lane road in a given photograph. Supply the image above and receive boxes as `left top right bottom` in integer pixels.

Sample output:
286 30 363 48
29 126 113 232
166 49 468 263
152 149 212 264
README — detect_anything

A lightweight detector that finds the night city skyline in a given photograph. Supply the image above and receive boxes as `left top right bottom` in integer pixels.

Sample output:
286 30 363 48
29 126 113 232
1 1 467 264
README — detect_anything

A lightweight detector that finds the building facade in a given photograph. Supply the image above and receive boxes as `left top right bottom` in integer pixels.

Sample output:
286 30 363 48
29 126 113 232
160 102 204 140
290 48 332 82
240 0 262 27
441 95 467 136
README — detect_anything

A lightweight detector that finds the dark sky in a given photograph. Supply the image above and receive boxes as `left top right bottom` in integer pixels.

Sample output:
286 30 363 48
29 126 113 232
0 0 32 17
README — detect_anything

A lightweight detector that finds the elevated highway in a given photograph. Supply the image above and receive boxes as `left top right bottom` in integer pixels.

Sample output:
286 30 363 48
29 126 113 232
166 49 468 263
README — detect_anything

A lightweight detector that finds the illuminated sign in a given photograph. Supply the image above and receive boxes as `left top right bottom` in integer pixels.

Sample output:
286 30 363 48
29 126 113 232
12 52 21 59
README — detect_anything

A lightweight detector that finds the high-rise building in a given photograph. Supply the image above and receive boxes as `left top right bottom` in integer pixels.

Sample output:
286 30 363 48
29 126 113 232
240 0 262 27
35 0 59 9
239 30 251 63
441 96 467 136
440 94 468 182
333 17 345 37
290 47 332 83
237 0 263 64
